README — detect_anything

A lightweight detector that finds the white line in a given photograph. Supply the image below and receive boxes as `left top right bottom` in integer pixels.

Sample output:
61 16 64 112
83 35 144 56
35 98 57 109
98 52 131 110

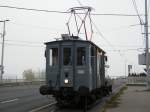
29 102 57 112
1 98 19 104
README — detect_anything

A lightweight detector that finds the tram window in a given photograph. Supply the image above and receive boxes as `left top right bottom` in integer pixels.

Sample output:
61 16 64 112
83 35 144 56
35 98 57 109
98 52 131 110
49 48 58 66
91 46 95 66
63 48 72 65
77 47 86 65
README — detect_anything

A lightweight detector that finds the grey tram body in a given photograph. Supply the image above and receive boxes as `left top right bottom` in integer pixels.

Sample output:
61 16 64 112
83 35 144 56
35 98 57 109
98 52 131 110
40 35 111 105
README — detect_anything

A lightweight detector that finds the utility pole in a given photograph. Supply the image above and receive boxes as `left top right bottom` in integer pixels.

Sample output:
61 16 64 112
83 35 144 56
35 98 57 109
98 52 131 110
144 0 150 89
0 19 9 83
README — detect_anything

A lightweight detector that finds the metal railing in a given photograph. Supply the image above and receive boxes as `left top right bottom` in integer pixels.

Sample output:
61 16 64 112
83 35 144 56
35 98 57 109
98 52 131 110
0 79 45 87
127 76 147 85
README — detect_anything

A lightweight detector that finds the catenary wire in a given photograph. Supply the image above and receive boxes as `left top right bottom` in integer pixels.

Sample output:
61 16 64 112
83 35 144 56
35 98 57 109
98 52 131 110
131 0 144 24
0 5 142 17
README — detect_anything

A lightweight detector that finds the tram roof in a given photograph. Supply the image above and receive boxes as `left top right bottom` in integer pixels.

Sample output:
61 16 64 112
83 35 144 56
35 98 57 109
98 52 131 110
45 39 105 54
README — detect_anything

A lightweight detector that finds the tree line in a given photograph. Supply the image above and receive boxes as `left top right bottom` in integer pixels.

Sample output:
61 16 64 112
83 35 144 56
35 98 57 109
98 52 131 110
22 69 45 81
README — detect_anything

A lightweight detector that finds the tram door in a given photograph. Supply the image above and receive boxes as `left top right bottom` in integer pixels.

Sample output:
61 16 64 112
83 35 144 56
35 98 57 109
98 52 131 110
60 46 74 87
47 47 59 88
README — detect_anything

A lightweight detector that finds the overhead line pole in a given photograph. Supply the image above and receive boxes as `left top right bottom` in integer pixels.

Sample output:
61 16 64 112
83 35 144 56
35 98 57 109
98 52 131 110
145 0 150 89
0 19 9 83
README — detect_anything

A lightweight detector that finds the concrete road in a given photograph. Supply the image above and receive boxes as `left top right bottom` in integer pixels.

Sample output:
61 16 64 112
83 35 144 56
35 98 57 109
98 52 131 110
0 85 55 112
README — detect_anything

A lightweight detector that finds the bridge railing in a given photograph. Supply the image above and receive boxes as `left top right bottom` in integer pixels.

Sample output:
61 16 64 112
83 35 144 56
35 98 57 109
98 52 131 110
0 79 45 87
127 76 147 85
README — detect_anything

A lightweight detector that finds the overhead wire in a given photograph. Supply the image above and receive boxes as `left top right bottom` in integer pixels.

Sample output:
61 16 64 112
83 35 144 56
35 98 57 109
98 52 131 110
0 3 143 52
75 0 134 66
107 48 145 52
91 20 135 67
5 39 43 44
0 1 144 74
0 39 44 47
75 0 114 48
0 5 142 17
132 0 146 53
75 0 124 57
0 5 69 13
91 21 116 50
10 22 64 32
75 0 116 50
11 20 142 34
131 0 144 24
0 42 44 47
1 41 143 51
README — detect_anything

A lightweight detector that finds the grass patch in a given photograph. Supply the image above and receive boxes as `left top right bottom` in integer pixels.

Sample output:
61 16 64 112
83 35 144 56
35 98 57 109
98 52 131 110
101 86 128 112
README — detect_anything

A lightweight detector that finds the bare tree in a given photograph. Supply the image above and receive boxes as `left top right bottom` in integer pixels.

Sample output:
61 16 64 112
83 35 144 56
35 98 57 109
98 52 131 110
22 69 35 81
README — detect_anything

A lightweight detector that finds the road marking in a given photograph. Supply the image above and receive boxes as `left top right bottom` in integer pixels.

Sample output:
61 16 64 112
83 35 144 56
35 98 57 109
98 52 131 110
0 98 19 104
29 102 57 112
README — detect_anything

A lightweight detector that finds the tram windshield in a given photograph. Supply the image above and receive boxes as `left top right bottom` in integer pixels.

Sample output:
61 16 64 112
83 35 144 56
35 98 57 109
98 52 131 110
49 48 58 66
63 47 72 65
77 47 86 65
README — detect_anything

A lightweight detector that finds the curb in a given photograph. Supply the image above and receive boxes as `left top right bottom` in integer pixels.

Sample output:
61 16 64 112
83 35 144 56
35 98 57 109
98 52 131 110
98 84 126 112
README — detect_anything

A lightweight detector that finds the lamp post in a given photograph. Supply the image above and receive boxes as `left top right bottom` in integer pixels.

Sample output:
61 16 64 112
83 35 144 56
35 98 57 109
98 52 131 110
0 20 9 83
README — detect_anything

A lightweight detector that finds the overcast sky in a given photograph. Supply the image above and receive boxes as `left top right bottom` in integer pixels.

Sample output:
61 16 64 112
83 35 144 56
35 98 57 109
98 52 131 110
0 0 148 79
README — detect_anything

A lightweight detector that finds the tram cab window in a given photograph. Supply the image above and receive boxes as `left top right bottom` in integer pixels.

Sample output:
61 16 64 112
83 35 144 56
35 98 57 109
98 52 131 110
91 46 95 66
49 48 58 66
63 48 72 65
77 47 86 65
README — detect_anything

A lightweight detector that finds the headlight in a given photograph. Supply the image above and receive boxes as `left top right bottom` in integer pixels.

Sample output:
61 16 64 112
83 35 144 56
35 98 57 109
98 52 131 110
64 79 69 84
